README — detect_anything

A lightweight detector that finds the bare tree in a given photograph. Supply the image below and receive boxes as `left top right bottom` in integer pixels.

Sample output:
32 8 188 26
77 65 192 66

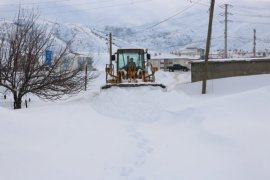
0 9 94 109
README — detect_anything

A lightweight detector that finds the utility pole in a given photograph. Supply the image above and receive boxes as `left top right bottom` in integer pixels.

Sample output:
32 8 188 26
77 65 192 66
85 64 88 91
220 4 233 59
253 29 256 58
109 32 112 65
202 0 215 94
224 4 228 58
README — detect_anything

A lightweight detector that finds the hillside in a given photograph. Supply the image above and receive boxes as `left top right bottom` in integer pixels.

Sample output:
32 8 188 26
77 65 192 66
1 0 270 54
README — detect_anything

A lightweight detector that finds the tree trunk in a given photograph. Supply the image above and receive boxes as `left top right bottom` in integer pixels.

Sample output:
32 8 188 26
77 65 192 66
14 94 22 109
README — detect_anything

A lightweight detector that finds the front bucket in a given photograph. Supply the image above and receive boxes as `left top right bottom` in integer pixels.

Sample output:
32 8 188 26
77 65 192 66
101 83 166 90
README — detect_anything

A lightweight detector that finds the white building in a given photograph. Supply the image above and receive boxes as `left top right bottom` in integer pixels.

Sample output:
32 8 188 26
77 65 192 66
60 53 93 71
148 57 198 71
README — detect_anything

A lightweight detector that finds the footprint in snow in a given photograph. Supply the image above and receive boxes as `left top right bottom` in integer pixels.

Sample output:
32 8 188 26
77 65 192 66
134 159 146 167
147 147 154 154
137 176 146 180
136 152 146 158
120 167 133 176
130 132 141 139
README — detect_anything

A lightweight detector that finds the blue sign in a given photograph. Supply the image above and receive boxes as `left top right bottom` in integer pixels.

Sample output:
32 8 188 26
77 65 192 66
45 50 53 67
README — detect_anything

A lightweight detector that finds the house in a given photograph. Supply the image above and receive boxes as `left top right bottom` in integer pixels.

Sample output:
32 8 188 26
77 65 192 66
148 57 198 71
60 53 93 71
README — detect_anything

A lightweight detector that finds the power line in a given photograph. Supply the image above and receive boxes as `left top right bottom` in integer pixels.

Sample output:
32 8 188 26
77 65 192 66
170 7 208 22
0 0 123 13
165 36 224 49
131 1 210 30
43 0 152 15
186 0 209 7
134 0 204 34
228 36 253 41
233 12 270 18
233 4 270 12
0 0 71 7
42 0 121 10
0 0 206 29
100 0 205 35
233 20 270 25
227 36 270 43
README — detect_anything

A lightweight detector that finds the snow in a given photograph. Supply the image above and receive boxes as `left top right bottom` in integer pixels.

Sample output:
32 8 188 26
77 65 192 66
1 1 270 178
1 70 270 180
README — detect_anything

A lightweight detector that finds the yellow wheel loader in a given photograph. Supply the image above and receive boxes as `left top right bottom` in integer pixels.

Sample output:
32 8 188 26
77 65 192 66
101 48 166 89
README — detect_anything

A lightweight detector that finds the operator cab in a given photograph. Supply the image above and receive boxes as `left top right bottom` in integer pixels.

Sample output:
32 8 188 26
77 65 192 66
115 49 146 71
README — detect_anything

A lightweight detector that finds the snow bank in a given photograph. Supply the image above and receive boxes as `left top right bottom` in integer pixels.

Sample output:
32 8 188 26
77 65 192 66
1 72 270 180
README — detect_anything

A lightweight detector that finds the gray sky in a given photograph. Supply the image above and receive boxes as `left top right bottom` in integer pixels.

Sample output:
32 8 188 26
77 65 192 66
0 0 269 26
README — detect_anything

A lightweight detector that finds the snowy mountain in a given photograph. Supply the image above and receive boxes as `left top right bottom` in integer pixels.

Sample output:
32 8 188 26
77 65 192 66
1 0 270 54
1 1 270 179
47 0 270 54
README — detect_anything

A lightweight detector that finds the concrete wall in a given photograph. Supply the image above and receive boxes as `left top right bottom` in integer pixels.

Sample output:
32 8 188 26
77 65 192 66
191 58 270 82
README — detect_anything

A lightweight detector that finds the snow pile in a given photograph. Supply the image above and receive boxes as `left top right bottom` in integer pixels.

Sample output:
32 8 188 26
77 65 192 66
1 72 270 180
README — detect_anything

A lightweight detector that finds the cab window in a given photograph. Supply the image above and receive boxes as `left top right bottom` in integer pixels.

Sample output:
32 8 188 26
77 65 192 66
118 51 144 69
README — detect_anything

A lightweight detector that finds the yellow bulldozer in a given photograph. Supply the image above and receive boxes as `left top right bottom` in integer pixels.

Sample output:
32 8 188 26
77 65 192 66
101 48 166 89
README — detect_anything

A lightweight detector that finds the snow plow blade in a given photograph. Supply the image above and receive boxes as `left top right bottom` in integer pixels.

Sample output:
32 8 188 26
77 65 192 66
101 83 166 90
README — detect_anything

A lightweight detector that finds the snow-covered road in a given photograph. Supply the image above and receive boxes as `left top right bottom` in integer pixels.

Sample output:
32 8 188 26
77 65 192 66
1 71 270 180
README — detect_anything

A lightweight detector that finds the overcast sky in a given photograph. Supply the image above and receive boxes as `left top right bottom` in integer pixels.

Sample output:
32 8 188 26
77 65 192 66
0 0 269 26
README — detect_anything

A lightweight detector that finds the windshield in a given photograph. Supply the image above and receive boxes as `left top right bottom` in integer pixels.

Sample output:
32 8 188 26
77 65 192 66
118 51 144 70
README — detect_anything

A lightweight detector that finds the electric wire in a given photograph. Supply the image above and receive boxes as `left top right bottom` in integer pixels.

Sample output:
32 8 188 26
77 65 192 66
0 0 71 6
233 20 270 25
43 0 153 15
0 0 123 13
129 0 204 35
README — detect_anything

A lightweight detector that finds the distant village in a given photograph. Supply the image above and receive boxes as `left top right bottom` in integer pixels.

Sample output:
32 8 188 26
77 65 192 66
148 47 270 71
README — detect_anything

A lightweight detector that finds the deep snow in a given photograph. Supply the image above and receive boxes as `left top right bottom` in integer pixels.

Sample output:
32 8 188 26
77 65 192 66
1 71 270 180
